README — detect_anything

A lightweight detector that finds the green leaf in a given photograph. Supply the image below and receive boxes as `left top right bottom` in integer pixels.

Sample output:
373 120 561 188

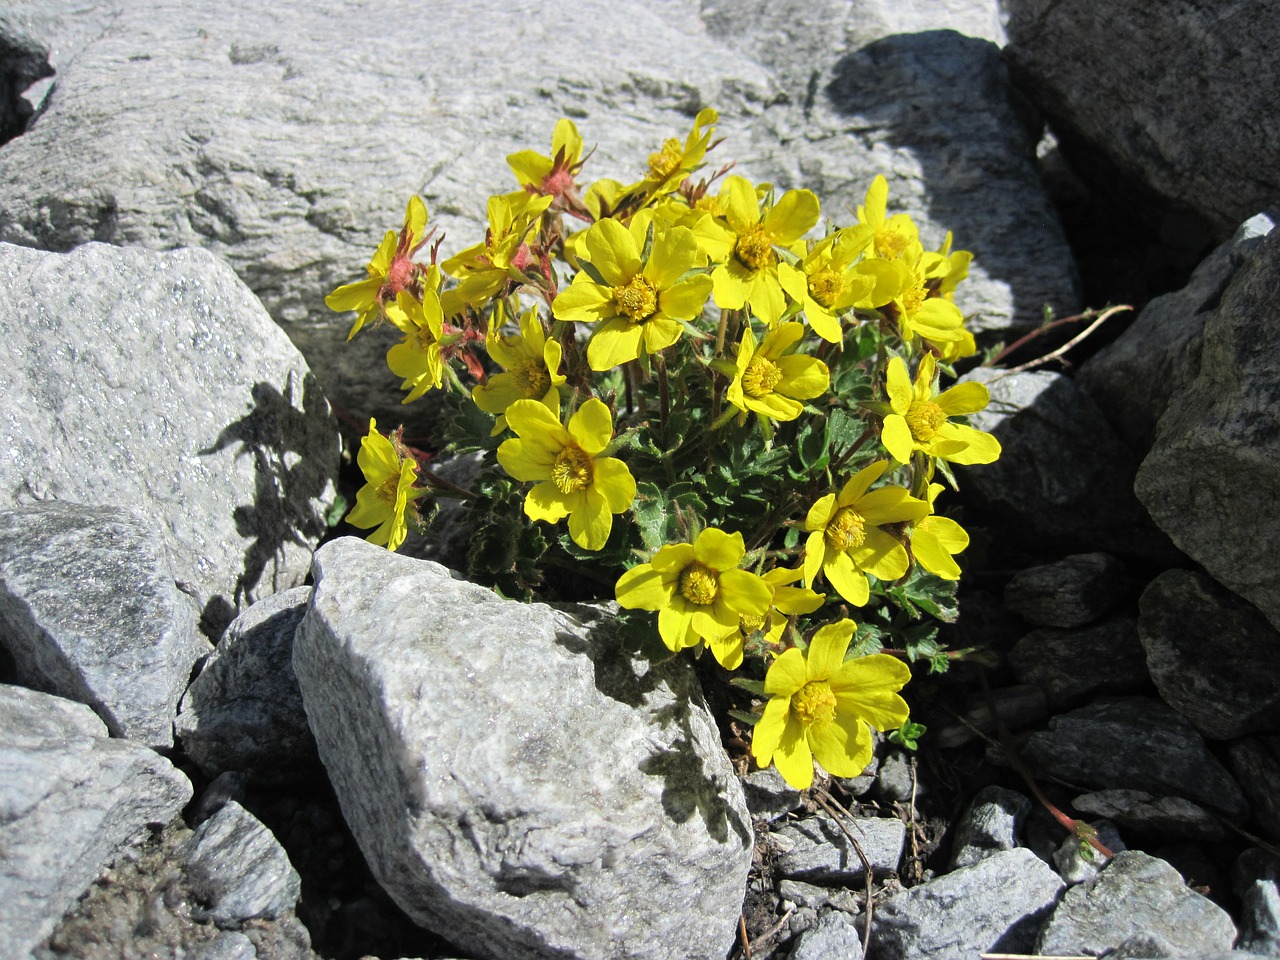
729 677 767 696
728 708 763 727
888 720 927 751
325 493 349 527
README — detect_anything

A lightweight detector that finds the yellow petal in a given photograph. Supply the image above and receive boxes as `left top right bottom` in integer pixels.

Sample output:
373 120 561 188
807 714 873 778
718 569 773 616
615 563 674 610
524 481 572 523
764 648 808 697
592 457 637 512
568 487 612 550
824 550 870 606
772 715 815 790
935 380 990 416
752 696 792 766
805 620 855 681
567 397 614 455
885 357 912 414
881 415 914 464
692 527 746 571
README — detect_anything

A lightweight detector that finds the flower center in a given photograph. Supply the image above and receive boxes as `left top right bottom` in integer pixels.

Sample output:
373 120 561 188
791 680 837 726
513 359 551 399
739 612 766 634
742 355 783 398
648 138 683 180
693 195 723 216
901 281 926 317
387 255 414 294
808 266 844 308
614 275 658 323
906 400 947 441
679 562 719 606
734 224 775 272
875 228 909 261
551 444 593 494
825 506 866 551
377 474 402 506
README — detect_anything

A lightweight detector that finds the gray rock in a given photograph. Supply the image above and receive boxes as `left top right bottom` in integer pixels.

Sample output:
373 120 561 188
0 241 339 635
1228 736 1280 842
933 684 1049 748
1139 569 1280 740
1002 552 1128 627
1008 617 1149 709
1051 820 1125 885
777 879 861 916
1020 697 1248 818
869 847 1064 960
1235 848 1280 956
772 814 906 882
0 1 1077 429
1136 229 1280 633
1073 790 1224 843
190 931 258 960
183 800 302 928
958 368 1174 561
874 750 923 804
1036 850 1237 956
0 501 209 748
949 785 1033 869
1004 0 1280 238
1078 214 1275 453
740 767 802 822
0 683 192 958
177 586 317 780
788 909 863 960
293 537 752 960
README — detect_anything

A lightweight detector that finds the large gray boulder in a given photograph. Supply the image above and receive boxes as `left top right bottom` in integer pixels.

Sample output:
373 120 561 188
0 0 1076 427
1136 228 1280 633
0 684 192 958
0 502 209 749
1004 0 1280 239
293 537 753 960
0 241 339 634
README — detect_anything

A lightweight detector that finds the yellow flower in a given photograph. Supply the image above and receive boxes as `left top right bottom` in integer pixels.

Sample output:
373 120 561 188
803 461 929 606
552 210 713 370
385 288 446 404
614 527 773 664
881 354 1000 465
346 419 419 551
855 175 919 261
496 398 636 551
726 321 829 424
507 117 585 204
635 107 719 201
856 240 968 349
698 176 820 326
472 306 566 434
441 190 553 313
752 619 911 790
795 227 875 343
325 196 430 340
724 566 825 669
912 482 970 580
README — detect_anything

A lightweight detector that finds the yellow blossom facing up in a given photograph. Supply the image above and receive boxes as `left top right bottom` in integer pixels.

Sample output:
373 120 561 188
726 322 829 424
751 619 911 789
697 176 820 326
472 306 566 434
912 482 970 580
881 354 1000 465
325 196 430 340
496 398 636 551
634 107 719 202
794 226 876 343
551 210 713 370
725 566 826 667
384 287 446 404
803 461 929 606
507 117 585 205
855 175 920 262
442 190 554 313
614 527 773 665
346 418 420 551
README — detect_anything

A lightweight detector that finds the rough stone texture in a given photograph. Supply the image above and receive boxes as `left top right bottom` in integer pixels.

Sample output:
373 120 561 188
1137 229 1280 633
0 501 209 748
293 537 752 960
957 368 1174 562
869 847 1064 960
177 586 318 781
1073 790 1223 843
1020 697 1248 819
949 785 1033 869
1008 617 1149 710
1228 736 1280 842
739 767 802 822
0 241 339 635
0 1 1077 428
1002 552 1128 628
1139 569 1280 740
1051 820 1125 885
1036 851 1237 956
0 683 192 958
788 909 864 960
1235 848 1280 956
777 878 861 916
771 814 906 882
1004 0 1280 239
183 800 302 928
1078 214 1275 453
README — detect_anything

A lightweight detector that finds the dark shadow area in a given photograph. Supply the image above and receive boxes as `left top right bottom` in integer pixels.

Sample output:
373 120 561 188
0 26 53 146
199 374 337 632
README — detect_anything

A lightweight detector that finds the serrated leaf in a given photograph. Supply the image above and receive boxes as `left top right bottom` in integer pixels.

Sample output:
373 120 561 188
729 677 767 696
728 708 763 726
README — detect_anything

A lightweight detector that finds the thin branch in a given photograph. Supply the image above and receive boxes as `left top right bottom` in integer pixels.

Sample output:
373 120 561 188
814 790 876 959
987 305 1131 381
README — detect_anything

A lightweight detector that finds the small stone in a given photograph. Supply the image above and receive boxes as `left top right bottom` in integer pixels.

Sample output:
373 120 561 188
1072 789 1224 842
1051 820 1125 885
776 879 861 915
1234 848 1280 955
740 767 801 822
875 751 922 804
772 815 906 883
1008 617 1149 709
788 909 864 960
1003 552 1128 628
949 785 1034 869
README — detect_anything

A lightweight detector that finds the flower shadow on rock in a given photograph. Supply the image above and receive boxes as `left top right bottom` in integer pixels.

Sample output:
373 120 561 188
199 374 336 634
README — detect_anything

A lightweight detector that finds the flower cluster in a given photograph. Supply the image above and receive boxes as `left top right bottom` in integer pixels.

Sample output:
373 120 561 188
326 110 1001 789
